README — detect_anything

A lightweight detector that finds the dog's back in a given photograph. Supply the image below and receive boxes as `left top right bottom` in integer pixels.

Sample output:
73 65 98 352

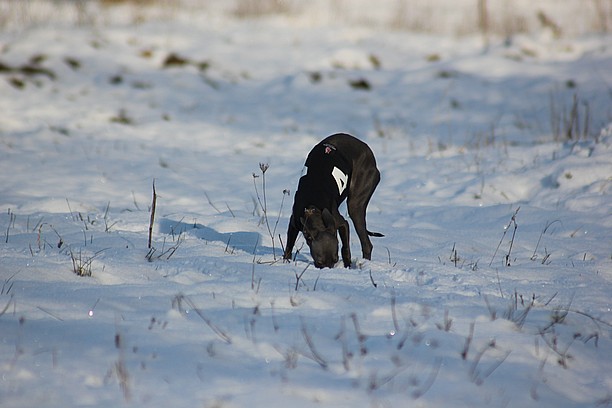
294 136 353 213
320 133 374 163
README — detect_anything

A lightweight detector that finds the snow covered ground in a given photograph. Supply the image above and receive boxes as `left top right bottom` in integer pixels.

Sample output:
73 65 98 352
1 1 611 407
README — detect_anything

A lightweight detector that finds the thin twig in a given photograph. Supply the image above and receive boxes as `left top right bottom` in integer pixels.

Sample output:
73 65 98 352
0 294 14 317
300 317 328 369
131 190 141 211
531 220 561 261
272 189 290 240
390 291 400 333
148 180 157 249
251 236 260 291
496 269 504 298
295 263 310 291
412 358 442 399
204 191 221 214
489 207 520 267
173 294 232 344
5 210 16 243
461 322 475 360
505 211 519 266
369 269 377 288
1 271 19 295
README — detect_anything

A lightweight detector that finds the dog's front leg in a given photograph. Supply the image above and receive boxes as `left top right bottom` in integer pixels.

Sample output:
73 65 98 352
337 217 351 268
283 216 299 262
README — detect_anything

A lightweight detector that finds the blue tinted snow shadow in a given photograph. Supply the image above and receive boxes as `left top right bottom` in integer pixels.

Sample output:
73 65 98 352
158 217 271 256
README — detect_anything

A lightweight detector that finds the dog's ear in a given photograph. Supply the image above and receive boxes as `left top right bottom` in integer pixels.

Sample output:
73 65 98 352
300 215 316 243
300 216 310 233
321 208 336 231
301 208 316 237
300 207 313 229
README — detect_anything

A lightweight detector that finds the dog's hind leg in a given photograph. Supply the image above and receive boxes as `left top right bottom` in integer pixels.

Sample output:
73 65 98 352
337 214 352 267
347 167 380 260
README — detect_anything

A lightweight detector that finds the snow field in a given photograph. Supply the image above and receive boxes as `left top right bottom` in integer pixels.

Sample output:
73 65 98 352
1 2 611 407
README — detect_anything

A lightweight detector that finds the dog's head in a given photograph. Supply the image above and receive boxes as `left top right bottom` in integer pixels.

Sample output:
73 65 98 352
301 207 339 268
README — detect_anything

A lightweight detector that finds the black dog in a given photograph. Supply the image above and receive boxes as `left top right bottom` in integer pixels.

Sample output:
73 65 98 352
283 133 383 268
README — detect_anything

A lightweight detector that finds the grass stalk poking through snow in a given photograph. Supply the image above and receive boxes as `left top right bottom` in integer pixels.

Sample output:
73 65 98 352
172 293 232 344
5 209 16 243
108 327 131 403
294 263 309 291
489 207 520 267
103 201 117 232
530 219 561 263
69 248 105 277
148 180 156 249
300 317 329 369
252 164 290 261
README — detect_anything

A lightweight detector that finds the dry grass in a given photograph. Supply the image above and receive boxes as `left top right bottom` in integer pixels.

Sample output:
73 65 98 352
1 0 609 37
232 0 294 18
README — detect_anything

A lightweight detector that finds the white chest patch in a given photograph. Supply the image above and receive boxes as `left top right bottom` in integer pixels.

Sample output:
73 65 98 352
332 166 348 195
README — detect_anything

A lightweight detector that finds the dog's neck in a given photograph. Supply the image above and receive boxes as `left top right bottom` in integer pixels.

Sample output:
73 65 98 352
291 141 352 223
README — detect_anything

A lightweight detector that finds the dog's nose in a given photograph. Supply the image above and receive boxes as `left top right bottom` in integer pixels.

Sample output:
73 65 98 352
314 258 337 268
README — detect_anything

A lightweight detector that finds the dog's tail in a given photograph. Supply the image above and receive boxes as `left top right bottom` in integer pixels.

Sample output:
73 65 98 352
367 230 384 237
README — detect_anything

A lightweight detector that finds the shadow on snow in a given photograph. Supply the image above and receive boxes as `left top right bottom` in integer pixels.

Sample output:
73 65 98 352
158 217 278 257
